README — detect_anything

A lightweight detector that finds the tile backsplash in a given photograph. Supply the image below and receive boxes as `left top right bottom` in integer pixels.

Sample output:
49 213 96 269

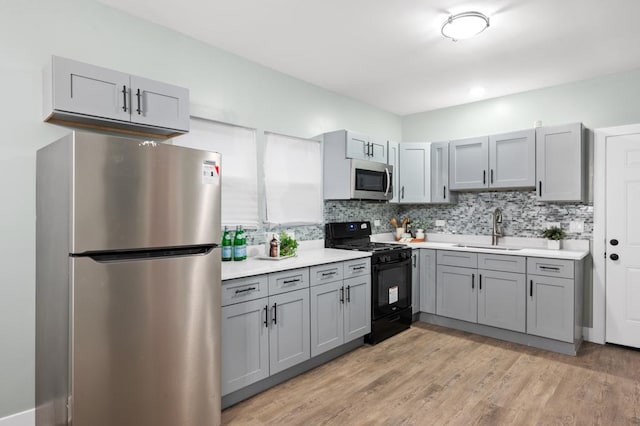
243 192 593 244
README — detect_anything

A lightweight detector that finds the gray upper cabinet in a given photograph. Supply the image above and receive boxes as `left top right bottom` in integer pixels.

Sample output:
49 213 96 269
419 249 437 314
489 129 535 189
411 250 420 316
536 123 585 202
343 130 387 164
449 136 489 190
44 56 189 136
387 140 400 203
477 269 526 332
269 288 311 375
436 265 477 323
431 142 456 203
399 142 431 203
221 298 269 396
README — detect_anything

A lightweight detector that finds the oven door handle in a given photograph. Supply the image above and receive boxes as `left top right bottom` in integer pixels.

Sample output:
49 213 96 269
384 167 391 197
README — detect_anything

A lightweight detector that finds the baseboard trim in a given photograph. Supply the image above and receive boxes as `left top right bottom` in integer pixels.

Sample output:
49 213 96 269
0 409 34 426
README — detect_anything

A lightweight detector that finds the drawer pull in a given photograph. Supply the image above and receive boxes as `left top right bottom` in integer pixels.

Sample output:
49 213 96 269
539 266 560 271
352 266 366 271
321 271 337 277
283 278 300 284
234 286 256 294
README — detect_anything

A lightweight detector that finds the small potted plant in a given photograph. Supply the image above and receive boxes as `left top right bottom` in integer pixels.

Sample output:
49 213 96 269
279 232 298 257
542 226 566 250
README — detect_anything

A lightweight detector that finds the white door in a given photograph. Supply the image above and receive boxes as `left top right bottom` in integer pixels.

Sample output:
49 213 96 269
606 129 640 347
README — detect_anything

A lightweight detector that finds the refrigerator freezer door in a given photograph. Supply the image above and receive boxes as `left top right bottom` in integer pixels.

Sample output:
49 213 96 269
71 132 221 253
70 249 221 426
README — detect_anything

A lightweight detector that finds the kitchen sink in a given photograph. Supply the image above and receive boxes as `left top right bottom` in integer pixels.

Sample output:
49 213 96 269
454 244 522 251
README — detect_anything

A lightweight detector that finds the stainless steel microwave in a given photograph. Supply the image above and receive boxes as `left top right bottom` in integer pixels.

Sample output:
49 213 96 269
324 158 393 201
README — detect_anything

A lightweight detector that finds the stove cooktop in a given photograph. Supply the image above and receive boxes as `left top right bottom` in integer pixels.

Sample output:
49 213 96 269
332 242 407 253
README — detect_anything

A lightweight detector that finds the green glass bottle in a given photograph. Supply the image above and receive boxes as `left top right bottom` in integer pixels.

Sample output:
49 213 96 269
221 226 232 261
233 225 247 261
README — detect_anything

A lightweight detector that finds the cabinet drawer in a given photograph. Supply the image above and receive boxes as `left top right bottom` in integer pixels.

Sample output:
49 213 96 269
343 258 371 279
527 258 574 279
222 275 269 306
478 254 525 274
310 262 344 286
437 250 478 269
268 268 310 295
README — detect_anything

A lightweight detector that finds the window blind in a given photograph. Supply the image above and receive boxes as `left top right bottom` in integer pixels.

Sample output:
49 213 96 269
172 118 258 228
263 132 323 225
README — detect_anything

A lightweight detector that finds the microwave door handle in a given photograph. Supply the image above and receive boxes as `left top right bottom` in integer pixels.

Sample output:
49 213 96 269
384 167 391 196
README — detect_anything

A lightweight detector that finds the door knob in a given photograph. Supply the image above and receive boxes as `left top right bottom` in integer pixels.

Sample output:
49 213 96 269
610 239 619 246
610 253 619 261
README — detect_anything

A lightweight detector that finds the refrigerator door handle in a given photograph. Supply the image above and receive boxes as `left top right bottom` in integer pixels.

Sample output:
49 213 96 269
81 244 216 262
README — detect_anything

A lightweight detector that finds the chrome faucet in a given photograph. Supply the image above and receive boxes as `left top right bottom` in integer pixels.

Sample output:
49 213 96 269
492 207 503 246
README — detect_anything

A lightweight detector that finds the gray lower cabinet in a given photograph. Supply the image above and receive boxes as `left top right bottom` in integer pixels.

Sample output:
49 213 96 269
310 281 344 357
268 288 310 375
477 269 526 332
419 249 437 314
221 298 269 395
526 275 575 343
411 250 420 315
310 274 371 357
436 265 477 323
343 275 371 340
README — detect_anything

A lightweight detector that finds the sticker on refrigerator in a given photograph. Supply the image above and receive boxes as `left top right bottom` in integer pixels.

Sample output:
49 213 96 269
202 160 220 185
389 285 398 304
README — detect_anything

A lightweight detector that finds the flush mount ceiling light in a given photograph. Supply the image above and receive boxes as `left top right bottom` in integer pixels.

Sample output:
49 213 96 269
441 11 490 41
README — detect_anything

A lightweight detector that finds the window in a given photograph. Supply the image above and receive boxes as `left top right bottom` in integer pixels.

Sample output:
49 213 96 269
263 132 323 225
172 118 258 227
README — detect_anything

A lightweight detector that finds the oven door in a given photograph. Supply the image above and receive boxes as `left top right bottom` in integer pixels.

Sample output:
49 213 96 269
351 160 392 201
372 257 411 319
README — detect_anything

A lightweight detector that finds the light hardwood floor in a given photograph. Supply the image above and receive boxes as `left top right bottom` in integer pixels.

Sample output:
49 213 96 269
222 323 640 425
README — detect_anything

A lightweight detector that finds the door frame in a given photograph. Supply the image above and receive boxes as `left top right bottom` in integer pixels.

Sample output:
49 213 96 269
593 123 640 345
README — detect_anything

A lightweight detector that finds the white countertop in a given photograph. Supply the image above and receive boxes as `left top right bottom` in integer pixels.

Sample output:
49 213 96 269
222 247 371 281
372 233 590 261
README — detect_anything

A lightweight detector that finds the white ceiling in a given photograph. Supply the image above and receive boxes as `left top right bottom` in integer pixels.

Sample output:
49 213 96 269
99 0 640 116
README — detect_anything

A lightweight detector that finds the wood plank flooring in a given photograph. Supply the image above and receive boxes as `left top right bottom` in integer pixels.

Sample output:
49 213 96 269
222 323 640 425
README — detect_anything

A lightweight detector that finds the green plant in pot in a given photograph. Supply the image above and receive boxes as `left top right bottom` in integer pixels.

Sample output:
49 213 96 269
542 226 566 250
279 232 298 257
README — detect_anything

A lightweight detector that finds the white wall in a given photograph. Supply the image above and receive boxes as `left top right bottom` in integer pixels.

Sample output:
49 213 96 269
403 68 640 141
0 0 401 418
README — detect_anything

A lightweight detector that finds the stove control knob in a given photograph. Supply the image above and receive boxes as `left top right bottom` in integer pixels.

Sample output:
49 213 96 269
401 251 409 259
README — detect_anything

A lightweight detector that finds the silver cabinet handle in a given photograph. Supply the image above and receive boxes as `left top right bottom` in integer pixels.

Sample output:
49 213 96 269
283 278 300 284
539 266 560 271
352 266 366 271
234 286 256 294
321 271 336 277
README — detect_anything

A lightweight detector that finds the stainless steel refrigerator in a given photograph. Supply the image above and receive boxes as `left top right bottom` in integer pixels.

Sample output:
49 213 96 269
36 131 222 426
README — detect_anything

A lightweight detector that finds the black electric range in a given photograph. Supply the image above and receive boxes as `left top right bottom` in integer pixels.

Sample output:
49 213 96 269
326 221 413 344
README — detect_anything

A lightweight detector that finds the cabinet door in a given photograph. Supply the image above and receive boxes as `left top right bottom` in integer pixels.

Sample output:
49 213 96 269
419 249 437 314
527 275 575 343
345 131 369 160
477 270 526 332
129 75 190 131
430 142 455 203
269 289 310 375
411 250 420 315
343 275 371 341
52 56 131 122
436 265 477 323
399 142 431 203
449 136 489 190
489 129 535 189
221 298 270 395
387 141 400 203
369 137 388 164
310 281 344 357
536 123 584 201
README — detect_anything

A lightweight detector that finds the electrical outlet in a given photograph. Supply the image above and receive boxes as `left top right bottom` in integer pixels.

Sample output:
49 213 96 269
374 219 381 227
569 221 584 233
546 222 561 229
435 220 446 227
